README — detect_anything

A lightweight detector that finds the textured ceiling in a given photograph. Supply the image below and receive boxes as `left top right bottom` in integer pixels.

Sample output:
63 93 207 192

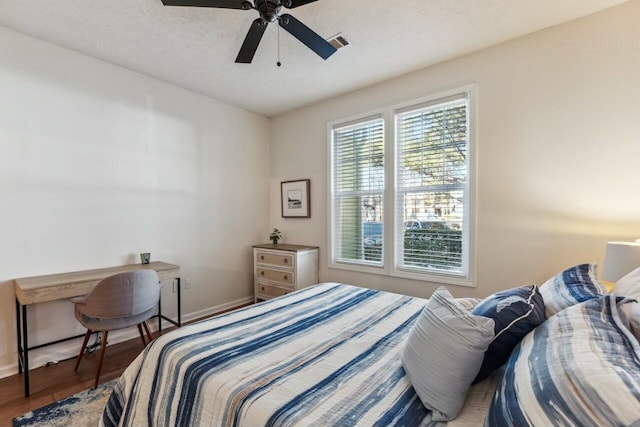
0 0 628 116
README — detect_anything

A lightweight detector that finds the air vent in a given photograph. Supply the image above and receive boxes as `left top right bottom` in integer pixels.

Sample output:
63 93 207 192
327 33 349 50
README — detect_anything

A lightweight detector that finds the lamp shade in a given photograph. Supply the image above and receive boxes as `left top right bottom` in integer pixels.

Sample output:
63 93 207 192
602 241 640 283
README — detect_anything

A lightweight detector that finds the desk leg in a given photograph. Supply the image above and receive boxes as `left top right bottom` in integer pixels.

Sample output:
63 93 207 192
177 278 181 327
156 277 181 334
22 304 30 397
15 299 22 375
158 293 162 335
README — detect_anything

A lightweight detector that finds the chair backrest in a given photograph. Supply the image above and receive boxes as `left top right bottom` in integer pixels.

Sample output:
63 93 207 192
83 270 161 319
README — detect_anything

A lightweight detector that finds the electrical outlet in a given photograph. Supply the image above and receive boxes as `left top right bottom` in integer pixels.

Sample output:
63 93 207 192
185 279 192 289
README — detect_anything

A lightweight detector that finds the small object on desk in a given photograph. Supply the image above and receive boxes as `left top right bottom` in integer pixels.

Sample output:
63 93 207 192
140 252 151 264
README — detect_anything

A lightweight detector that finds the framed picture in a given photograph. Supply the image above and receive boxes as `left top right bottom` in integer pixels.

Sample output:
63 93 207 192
281 179 311 218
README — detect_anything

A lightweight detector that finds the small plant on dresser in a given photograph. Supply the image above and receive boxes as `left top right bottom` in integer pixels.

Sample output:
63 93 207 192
269 228 282 245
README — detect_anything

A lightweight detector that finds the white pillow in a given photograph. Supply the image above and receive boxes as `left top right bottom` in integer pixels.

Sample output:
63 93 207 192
401 286 495 421
615 266 640 337
615 266 640 298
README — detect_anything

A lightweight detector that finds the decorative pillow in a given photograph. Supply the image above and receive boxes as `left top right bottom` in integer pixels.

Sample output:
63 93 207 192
615 266 640 338
471 285 545 383
538 263 605 318
615 266 640 298
485 295 640 426
401 286 495 421
619 301 640 342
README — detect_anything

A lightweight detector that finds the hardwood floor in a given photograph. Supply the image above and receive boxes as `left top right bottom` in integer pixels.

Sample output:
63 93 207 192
0 332 144 426
0 304 250 427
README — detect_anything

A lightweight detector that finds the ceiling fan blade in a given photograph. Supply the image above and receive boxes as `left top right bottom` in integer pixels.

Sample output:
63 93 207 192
236 19 268 63
279 14 337 60
161 0 249 9
282 0 318 8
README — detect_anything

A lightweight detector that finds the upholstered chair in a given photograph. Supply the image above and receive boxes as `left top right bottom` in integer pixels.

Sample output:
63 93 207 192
72 270 161 388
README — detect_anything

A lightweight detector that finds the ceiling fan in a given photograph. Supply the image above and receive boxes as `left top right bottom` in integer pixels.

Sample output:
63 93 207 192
161 0 338 64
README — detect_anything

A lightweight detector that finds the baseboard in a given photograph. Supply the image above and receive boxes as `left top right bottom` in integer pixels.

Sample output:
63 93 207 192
0 362 17 380
0 296 254 380
181 296 253 323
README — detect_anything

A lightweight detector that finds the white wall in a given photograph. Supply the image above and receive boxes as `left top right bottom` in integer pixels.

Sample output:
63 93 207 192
269 1 640 299
0 26 270 377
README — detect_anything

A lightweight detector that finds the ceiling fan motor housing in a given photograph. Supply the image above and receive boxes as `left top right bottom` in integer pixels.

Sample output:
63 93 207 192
255 0 282 23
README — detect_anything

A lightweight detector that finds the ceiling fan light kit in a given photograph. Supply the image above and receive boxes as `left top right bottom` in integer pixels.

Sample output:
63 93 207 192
161 0 338 64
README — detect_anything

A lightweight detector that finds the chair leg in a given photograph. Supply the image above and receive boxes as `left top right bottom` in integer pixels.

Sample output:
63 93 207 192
75 329 92 372
94 330 108 389
137 324 147 347
142 321 153 343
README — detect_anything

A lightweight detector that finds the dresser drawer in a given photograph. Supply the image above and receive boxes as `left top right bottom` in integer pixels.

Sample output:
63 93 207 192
257 282 292 298
256 268 294 285
256 251 293 268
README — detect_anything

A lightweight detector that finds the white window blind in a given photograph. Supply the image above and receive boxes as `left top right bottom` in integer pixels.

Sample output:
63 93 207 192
396 94 469 276
331 116 385 266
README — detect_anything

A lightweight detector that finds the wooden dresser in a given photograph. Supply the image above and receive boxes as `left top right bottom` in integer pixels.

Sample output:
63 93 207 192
253 244 319 302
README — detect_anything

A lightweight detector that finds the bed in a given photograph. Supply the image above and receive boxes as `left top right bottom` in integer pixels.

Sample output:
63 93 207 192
100 283 500 426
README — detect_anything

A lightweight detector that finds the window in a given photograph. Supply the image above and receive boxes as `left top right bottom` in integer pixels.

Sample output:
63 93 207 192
331 116 385 266
396 94 469 278
329 89 474 285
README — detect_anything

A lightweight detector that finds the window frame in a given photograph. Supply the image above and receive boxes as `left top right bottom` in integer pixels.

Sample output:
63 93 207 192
328 85 476 287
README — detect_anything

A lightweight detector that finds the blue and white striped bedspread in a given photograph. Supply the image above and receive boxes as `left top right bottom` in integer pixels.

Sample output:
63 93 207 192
100 283 496 427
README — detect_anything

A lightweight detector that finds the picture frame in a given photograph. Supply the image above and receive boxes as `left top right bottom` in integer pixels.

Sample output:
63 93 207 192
281 179 311 218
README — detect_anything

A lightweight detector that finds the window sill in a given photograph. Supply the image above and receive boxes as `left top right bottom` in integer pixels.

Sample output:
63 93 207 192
391 268 473 288
328 261 474 288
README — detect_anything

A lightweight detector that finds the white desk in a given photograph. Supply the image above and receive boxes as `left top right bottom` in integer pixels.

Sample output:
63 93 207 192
14 261 181 397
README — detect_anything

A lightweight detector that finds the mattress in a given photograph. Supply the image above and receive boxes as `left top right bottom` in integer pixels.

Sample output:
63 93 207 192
100 283 499 426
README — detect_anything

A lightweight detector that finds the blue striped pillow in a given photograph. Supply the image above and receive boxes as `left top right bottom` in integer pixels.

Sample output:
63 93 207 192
486 295 640 426
539 263 605 318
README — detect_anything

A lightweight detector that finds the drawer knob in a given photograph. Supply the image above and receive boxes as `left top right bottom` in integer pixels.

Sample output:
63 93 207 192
284 259 288 263
260 271 264 276
284 275 288 280
261 286 265 291
260 255 264 260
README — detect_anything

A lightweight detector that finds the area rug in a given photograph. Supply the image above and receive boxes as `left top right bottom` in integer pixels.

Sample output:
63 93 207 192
12 379 116 427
